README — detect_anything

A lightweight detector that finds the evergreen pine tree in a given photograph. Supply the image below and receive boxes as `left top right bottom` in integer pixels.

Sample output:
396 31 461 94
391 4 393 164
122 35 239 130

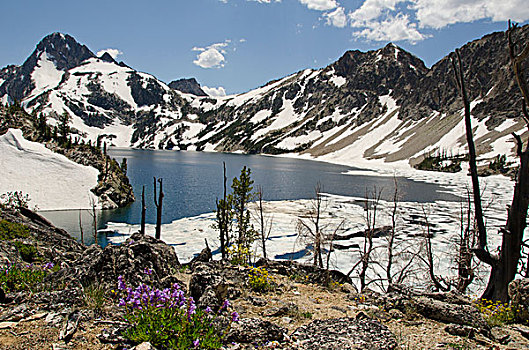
231 166 256 264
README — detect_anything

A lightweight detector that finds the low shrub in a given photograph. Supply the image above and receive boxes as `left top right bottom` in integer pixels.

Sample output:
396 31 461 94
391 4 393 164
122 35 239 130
83 284 107 311
0 262 56 292
248 267 273 292
13 241 38 262
0 220 30 240
473 298 518 326
0 191 31 210
227 244 251 266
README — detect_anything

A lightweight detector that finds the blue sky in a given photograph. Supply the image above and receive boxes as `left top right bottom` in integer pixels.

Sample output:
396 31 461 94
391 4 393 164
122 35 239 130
1 0 527 95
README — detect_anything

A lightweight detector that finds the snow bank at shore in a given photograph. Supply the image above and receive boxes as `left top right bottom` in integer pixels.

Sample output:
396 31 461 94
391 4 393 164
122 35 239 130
0 129 99 210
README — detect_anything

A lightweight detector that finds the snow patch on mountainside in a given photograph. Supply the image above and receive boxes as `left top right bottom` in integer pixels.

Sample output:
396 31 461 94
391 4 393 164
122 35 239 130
329 75 346 87
251 99 298 141
0 129 99 210
30 51 64 98
70 58 137 108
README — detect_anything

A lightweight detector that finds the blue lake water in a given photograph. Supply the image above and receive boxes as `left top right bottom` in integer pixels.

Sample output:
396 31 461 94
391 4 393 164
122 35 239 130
41 148 460 245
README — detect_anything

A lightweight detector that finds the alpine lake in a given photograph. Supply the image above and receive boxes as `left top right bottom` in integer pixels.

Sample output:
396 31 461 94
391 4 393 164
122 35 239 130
40 148 460 246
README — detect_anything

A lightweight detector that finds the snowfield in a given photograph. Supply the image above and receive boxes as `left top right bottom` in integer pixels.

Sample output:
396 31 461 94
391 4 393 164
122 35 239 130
0 129 99 210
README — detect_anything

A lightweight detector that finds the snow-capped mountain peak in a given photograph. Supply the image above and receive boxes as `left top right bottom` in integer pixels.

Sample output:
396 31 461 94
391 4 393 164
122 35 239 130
1 26 528 165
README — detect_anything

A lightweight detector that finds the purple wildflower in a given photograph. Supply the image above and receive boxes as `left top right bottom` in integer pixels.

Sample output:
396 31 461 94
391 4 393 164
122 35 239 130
193 339 200 348
205 306 212 313
118 275 126 291
231 311 239 322
143 267 153 275
222 299 230 310
42 262 54 270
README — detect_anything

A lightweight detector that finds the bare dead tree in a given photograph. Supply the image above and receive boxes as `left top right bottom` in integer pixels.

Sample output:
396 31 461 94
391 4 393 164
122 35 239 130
253 185 273 260
297 183 325 268
215 162 232 260
451 49 488 260
419 205 450 292
140 185 146 235
88 197 98 246
451 22 529 301
325 219 345 271
358 186 383 292
153 177 164 240
78 209 84 245
455 189 477 293
386 178 399 287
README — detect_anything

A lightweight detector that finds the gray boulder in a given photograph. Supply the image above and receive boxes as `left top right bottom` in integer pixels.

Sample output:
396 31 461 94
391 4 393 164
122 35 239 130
227 318 287 344
509 278 529 308
188 263 228 309
47 232 180 290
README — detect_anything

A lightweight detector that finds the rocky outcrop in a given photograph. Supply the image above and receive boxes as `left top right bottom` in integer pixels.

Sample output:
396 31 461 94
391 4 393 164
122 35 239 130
168 78 207 96
292 316 397 349
255 259 353 285
399 26 529 125
47 232 181 290
509 278 529 321
227 318 287 344
0 208 85 265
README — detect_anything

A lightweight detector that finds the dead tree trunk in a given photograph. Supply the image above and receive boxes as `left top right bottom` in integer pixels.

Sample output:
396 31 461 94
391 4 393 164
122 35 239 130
386 179 399 287
359 187 382 291
140 185 146 235
78 209 84 245
153 177 164 240
456 190 476 293
89 197 98 246
216 162 231 260
451 49 488 257
255 185 272 260
482 22 529 301
296 183 324 268
453 22 529 301
313 185 323 268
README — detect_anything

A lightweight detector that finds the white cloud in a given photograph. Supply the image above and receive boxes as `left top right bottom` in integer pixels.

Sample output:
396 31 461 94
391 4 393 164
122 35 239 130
299 0 337 11
346 0 529 44
202 86 227 97
193 48 225 69
349 0 405 27
324 6 347 27
192 41 232 69
96 48 123 59
412 0 529 29
353 13 428 43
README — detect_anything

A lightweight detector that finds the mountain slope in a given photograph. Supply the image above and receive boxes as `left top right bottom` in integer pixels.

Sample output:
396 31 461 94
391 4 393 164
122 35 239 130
186 26 529 165
1 27 528 166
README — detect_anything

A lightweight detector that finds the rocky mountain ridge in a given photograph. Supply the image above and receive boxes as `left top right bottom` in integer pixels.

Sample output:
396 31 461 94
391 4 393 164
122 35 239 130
1 27 528 165
168 78 207 96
